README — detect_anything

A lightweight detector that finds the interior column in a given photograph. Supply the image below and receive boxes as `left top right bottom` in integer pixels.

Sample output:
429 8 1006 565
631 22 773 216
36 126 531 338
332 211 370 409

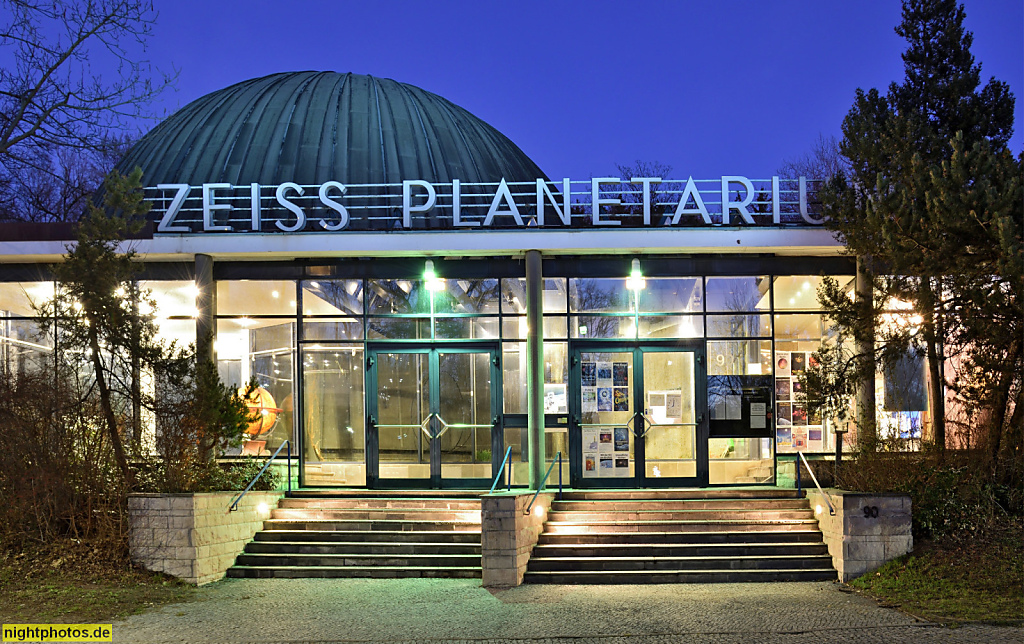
855 254 876 448
525 250 545 490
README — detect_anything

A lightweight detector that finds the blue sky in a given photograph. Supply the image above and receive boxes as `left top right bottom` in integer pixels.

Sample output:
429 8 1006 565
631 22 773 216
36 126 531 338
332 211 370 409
141 0 1023 180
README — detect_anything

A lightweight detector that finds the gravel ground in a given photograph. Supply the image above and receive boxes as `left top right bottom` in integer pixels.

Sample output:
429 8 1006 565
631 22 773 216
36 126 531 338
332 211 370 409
112 578 1024 644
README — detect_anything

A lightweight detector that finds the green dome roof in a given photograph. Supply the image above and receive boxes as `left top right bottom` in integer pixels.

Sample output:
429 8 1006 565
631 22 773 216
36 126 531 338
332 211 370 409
117 71 547 186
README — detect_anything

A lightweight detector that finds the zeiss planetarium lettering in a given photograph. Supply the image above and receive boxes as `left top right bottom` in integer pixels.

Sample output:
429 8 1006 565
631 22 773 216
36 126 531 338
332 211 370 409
148 176 823 234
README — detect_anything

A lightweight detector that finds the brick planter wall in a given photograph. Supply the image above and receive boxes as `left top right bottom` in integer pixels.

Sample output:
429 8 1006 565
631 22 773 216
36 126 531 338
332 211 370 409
128 491 283 585
806 488 912 582
481 492 553 587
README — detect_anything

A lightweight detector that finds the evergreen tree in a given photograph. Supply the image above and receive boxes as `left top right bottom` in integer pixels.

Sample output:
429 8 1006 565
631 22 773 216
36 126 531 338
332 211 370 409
818 0 1021 466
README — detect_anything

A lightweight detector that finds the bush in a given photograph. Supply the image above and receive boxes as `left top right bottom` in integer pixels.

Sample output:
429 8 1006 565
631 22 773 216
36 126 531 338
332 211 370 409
835 449 1022 541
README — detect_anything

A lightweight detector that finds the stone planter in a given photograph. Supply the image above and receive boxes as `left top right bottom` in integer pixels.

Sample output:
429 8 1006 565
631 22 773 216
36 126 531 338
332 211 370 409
481 492 553 587
128 491 283 585
805 488 912 582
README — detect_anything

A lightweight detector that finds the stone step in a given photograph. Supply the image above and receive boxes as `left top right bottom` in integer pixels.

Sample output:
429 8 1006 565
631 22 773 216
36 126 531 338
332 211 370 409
546 509 814 522
245 541 482 555
558 489 802 501
543 519 822 534
522 568 836 584
235 552 481 568
526 554 835 572
287 490 484 499
279 498 481 511
532 542 829 558
550 499 810 511
227 565 481 579
536 530 825 545
254 530 482 544
270 508 482 522
263 519 481 532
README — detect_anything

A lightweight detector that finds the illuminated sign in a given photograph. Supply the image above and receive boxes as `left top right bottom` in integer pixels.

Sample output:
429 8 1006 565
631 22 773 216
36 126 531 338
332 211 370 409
148 176 822 234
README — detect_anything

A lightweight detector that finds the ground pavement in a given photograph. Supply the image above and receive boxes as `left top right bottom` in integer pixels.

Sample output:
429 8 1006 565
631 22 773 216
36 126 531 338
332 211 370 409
112 578 1024 644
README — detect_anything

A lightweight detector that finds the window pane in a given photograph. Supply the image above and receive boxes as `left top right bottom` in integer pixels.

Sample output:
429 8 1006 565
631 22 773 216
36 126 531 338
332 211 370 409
502 342 567 414
638 315 703 339
366 317 430 340
774 314 826 340
571 316 636 339
570 278 633 313
707 340 772 376
366 279 428 315
143 281 197 318
706 314 771 338
217 280 296 315
709 438 774 484
640 277 703 313
773 275 854 311
502 278 567 314
303 318 364 341
502 316 568 340
0 318 52 375
302 280 363 316
302 344 365 486
433 316 499 340
0 282 54 317
435 279 499 314
705 276 769 312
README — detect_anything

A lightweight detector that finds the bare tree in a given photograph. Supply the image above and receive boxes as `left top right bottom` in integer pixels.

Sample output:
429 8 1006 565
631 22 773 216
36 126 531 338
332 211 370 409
0 0 171 221
777 133 850 180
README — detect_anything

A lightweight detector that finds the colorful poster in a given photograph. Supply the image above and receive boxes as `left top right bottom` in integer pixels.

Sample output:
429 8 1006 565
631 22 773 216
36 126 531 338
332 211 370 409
808 406 821 425
777 402 792 425
776 352 791 377
792 352 806 374
599 431 613 448
585 456 597 473
597 362 613 386
614 427 630 451
582 387 597 412
597 387 613 411
793 428 808 449
792 403 808 426
808 428 823 442
613 387 629 411
599 456 613 472
792 379 806 400
614 457 630 476
777 425 792 447
582 362 597 386
582 426 601 478
612 362 629 386
776 377 791 400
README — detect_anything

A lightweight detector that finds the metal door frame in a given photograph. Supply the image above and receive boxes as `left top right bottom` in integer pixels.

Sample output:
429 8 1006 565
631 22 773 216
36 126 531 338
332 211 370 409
568 340 708 488
365 342 501 489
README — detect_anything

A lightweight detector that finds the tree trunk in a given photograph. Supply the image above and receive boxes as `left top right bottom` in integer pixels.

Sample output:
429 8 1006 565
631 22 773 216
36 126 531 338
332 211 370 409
987 339 1021 473
88 324 133 486
921 280 945 454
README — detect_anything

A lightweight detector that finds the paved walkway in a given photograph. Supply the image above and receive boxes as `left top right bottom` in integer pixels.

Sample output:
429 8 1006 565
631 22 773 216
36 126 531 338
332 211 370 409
113 578 1023 644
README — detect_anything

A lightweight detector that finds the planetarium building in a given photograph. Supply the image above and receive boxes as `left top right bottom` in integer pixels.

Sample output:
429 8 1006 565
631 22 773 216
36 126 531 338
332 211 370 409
0 71 921 492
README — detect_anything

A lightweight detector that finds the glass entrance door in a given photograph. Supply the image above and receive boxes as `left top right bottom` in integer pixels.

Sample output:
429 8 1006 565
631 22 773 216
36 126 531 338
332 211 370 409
570 344 706 487
367 345 499 488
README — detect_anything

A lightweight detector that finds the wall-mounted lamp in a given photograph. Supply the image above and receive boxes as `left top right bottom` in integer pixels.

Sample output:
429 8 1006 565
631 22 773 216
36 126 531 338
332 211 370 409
626 257 646 290
424 259 445 291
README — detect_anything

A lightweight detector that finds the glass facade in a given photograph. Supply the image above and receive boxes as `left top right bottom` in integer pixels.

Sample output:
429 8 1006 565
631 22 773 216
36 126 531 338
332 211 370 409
4 261 912 488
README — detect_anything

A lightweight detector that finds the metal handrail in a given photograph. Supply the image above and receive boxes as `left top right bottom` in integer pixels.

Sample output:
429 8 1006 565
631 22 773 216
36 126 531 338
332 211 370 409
229 440 291 512
489 446 513 493
797 451 835 516
525 451 561 516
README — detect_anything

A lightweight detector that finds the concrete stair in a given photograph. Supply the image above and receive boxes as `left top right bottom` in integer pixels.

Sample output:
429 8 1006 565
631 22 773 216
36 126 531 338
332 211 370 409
227 492 483 579
524 489 836 584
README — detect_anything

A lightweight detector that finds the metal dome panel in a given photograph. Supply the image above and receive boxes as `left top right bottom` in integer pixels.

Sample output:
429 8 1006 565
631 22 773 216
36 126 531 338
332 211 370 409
116 71 547 187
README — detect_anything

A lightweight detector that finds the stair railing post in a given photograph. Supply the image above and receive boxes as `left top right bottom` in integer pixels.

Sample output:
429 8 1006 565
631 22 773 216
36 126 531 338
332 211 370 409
796 454 802 496
558 452 563 500
287 440 292 494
